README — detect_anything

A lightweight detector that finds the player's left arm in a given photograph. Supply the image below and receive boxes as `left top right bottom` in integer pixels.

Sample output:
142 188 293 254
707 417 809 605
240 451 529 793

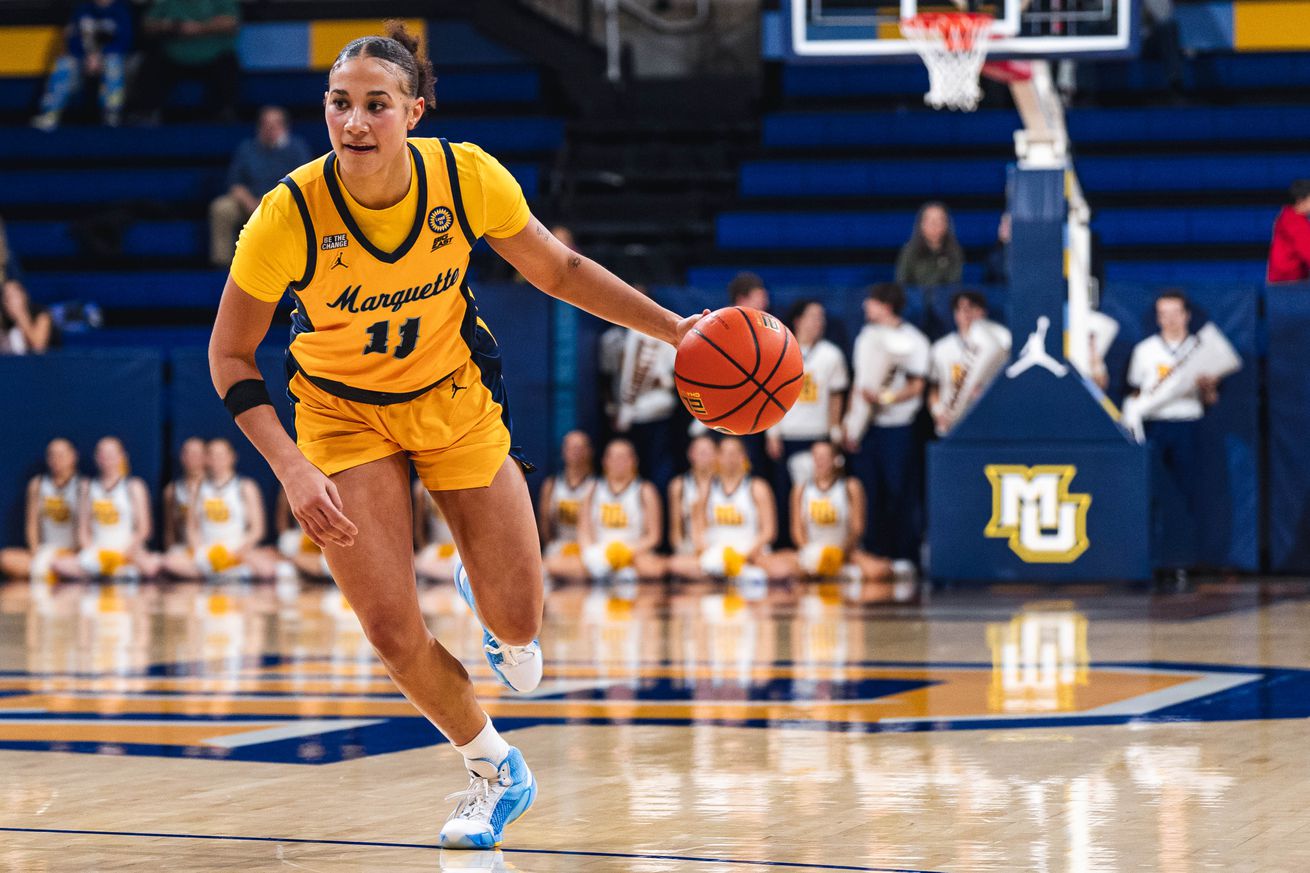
240 479 266 553
486 216 703 347
748 478 777 560
637 482 663 554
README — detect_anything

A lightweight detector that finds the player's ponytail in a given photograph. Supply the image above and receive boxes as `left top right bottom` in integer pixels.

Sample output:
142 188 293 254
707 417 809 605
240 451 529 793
331 20 436 114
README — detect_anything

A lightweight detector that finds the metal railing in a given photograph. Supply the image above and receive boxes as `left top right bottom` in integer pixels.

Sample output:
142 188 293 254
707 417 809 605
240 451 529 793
520 0 712 81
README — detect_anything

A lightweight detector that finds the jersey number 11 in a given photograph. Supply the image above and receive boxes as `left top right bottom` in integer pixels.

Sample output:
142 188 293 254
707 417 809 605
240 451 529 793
363 317 421 359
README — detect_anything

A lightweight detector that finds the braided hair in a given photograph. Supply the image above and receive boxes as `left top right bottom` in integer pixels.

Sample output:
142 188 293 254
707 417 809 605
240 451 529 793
330 20 436 114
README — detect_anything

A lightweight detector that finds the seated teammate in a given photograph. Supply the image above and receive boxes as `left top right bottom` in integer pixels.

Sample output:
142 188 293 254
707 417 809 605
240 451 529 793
671 437 792 597
53 436 161 579
667 434 716 558
0 437 83 581
575 439 665 590
414 478 459 582
275 487 331 580
791 441 891 586
162 436 206 554
539 430 596 583
163 438 278 580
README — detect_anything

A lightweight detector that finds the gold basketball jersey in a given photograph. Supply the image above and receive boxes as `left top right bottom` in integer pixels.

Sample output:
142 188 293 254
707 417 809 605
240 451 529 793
277 139 512 400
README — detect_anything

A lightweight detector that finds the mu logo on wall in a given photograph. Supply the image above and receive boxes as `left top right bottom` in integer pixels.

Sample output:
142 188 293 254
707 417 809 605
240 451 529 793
984 465 1091 563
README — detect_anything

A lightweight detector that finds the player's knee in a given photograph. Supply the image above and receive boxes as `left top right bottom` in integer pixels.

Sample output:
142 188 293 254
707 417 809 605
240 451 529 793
360 617 430 670
485 609 540 648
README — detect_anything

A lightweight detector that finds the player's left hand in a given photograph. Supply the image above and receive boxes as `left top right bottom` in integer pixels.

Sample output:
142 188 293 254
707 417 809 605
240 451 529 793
672 310 711 346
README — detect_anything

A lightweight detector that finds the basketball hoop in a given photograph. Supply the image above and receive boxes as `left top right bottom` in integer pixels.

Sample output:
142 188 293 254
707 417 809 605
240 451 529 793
899 12 994 112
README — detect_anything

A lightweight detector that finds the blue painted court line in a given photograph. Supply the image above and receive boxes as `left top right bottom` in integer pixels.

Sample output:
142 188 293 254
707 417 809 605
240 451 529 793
0 827 945 872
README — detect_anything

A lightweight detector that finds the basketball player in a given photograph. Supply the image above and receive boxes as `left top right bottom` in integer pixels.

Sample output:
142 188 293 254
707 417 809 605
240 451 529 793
53 437 161 580
791 441 891 584
0 438 82 581
575 440 665 588
208 24 700 848
928 291 1012 435
765 299 849 547
162 436 206 552
275 487 330 579
539 430 595 582
667 433 716 557
676 437 791 596
844 283 930 567
163 438 278 580
413 479 459 582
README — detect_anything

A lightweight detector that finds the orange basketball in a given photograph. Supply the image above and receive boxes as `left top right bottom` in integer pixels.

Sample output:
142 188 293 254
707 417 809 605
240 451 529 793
674 307 804 435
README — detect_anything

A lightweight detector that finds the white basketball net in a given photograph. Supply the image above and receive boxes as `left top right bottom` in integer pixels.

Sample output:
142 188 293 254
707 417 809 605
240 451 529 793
900 13 995 111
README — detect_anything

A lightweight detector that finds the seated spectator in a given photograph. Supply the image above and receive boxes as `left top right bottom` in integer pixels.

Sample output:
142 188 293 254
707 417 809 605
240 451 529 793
895 202 964 288
1 277 55 355
982 213 1010 286
766 299 849 546
162 438 278 579
572 440 665 595
414 478 459 583
53 437 161 579
0 438 83 581
539 431 596 582
210 106 311 266
790 441 890 585
667 434 717 558
670 437 792 597
131 0 240 124
32 0 133 130
928 291 1011 435
1267 179 1310 283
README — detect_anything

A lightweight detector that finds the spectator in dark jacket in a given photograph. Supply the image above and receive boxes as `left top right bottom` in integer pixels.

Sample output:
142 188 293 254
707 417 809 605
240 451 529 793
209 106 312 266
1267 179 1310 283
31 0 133 130
895 201 964 288
982 213 1010 286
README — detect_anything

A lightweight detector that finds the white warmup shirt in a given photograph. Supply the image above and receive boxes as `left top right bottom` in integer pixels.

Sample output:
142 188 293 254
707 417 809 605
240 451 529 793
37 475 81 549
1127 333 1204 422
770 339 849 441
929 320 1012 413
845 321 931 438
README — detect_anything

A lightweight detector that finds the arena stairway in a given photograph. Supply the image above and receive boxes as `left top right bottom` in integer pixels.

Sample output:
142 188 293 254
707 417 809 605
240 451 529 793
2 22 566 331
687 63 1303 290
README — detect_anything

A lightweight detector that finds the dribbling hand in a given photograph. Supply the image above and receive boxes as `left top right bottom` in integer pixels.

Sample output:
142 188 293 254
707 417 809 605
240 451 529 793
672 310 711 346
283 460 358 548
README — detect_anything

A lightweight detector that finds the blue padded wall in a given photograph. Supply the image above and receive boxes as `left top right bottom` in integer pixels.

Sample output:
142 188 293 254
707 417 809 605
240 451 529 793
1267 285 1310 572
0 351 164 547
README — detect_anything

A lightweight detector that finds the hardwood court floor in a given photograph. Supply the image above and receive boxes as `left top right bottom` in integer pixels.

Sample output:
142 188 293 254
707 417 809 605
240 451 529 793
3 575 1310 872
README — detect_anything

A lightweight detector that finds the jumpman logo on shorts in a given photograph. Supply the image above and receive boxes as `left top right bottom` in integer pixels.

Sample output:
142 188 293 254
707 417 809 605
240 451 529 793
330 252 348 270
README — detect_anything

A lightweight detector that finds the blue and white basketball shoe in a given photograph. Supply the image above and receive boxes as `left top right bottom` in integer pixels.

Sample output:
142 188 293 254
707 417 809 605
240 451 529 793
453 559 543 693
440 747 537 849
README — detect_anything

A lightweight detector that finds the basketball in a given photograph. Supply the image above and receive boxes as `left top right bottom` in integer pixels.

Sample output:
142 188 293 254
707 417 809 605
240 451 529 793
674 307 805 435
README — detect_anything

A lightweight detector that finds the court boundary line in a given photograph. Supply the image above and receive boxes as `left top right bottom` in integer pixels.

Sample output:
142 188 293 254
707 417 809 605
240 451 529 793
0 826 945 872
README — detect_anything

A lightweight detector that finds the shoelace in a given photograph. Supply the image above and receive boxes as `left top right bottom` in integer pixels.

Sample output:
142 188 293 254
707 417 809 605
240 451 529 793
446 776 497 821
484 640 534 667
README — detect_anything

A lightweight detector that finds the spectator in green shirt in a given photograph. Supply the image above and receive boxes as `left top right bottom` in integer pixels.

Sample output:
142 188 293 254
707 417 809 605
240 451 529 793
894 201 965 289
130 0 240 123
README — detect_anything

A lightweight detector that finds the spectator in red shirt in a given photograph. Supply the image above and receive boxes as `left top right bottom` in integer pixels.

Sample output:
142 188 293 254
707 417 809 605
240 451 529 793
1267 179 1310 283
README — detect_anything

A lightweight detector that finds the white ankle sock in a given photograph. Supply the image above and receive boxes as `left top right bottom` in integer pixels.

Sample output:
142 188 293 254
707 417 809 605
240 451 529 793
454 717 511 778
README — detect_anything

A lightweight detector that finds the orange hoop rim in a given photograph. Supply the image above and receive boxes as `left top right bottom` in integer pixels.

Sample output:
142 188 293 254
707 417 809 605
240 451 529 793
900 11 994 51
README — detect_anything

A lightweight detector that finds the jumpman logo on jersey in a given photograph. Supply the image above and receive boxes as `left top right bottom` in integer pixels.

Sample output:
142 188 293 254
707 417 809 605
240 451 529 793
1006 316 1069 379
330 252 348 270
450 380 467 399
